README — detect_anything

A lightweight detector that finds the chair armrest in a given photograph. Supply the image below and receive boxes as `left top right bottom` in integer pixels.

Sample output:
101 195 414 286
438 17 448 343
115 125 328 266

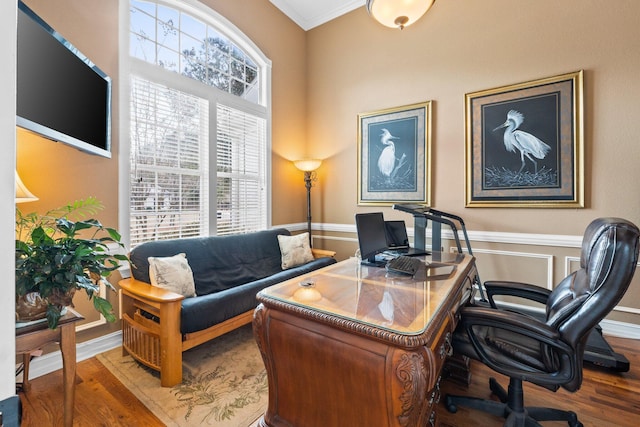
484 280 552 308
458 305 574 385
311 248 336 259
459 306 561 345
119 277 185 304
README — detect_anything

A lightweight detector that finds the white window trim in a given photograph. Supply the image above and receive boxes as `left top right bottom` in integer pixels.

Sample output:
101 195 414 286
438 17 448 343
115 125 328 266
119 0 272 249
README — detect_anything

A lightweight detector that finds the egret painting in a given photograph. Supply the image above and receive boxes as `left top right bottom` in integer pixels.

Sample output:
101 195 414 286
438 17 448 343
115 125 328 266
486 109 558 189
358 102 432 206
370 124 413 190
465 71 584 208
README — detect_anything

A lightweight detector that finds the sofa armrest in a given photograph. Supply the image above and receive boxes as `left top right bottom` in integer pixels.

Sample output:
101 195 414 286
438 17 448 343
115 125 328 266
119 277 185 304
118 277 184 387
311 248 336 259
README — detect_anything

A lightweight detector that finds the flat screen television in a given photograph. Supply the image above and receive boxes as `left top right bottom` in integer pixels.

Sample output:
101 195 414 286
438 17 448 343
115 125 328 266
16 1 112 158
355 212 389 267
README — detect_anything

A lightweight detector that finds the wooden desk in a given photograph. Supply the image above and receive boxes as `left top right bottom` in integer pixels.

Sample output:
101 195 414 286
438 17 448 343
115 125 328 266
253 253 477 427
16 308 84 427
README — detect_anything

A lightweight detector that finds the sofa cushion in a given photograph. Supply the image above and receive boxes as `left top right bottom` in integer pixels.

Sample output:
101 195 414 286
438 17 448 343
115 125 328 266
278 232 314 269
130 228 292 296
148 253 196 297
180 256 336 334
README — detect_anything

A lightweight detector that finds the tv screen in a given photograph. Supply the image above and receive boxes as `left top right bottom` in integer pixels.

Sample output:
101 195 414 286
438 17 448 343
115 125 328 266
16 1 112 158
355 212 389 267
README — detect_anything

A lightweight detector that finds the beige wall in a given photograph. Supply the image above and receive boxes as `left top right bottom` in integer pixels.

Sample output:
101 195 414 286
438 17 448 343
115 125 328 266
14 1 640 336
306 0 640 235
16 0 308 337
18 0 309 227
305 0 640 329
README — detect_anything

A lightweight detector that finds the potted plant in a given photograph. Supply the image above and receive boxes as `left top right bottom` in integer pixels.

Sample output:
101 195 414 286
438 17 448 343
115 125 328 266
15 197 128 329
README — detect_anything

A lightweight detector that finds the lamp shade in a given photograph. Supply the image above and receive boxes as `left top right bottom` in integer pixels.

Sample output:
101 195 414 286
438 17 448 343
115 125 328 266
15 170 38 203
294 159 322 172
366 0 435 29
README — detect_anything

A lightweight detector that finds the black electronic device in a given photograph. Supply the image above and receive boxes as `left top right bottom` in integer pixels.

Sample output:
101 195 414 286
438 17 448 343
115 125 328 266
385 255 423 276
384 220 429 256
355 212 389 267
17 1 112 158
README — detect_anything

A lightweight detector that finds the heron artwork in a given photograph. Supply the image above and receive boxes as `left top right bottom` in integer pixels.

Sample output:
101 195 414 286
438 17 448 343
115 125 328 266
376 128 407 184
493 110 551 173
377 128 397 177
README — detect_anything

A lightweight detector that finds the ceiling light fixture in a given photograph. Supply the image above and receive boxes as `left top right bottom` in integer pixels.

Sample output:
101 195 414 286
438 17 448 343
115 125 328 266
366 0 436 30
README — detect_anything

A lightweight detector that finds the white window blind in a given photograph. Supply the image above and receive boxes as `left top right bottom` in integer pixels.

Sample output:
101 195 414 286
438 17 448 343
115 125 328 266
125 0 271 248
129 76 209 247
216 104 267 235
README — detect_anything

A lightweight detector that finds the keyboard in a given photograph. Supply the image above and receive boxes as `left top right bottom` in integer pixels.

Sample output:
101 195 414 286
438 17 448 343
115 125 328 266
386 256 424 276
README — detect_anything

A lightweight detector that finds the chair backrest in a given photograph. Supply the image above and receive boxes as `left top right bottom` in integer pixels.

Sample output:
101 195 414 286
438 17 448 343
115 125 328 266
545 218 639 388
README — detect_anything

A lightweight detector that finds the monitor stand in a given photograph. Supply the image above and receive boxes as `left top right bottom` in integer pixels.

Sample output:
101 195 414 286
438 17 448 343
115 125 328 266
360 257 387 268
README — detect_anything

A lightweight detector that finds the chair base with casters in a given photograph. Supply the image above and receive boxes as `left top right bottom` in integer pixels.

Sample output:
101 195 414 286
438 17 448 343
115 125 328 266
443 218 640 427
445 377 582 427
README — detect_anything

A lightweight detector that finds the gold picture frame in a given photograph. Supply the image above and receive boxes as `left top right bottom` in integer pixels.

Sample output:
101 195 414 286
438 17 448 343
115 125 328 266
465 71 584 208
357 101 432 206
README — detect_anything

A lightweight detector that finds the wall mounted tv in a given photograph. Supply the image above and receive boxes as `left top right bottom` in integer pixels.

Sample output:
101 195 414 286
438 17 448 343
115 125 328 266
17 1 112 158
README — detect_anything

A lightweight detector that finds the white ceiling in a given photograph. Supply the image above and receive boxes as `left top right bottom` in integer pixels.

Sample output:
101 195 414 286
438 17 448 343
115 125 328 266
269 0 365 31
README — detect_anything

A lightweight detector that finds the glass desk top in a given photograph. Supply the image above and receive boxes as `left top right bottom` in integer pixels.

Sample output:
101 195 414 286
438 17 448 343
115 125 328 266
258 253 473 336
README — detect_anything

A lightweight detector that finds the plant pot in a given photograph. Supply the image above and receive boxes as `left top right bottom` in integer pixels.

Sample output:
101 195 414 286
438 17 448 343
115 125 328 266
15 288 76 323
15 292 48 322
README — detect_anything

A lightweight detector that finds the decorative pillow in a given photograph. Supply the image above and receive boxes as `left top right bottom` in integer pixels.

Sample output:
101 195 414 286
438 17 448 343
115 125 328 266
148 253 196 297
278 233 314 270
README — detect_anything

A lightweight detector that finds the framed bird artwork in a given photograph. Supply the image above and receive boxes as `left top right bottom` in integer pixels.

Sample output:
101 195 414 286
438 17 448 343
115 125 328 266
464 70 584 208
357 101 432 206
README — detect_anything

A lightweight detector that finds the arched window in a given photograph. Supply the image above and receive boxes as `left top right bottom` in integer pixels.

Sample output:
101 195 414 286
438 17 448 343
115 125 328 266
121 0 271 247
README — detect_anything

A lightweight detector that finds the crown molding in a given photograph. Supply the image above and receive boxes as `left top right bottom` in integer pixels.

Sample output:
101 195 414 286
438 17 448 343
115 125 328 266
269 0 363 31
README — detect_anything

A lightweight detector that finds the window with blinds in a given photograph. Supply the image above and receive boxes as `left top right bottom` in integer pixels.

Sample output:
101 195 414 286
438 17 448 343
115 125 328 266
125 0 271 248
129 77 209 247
216 104 267 235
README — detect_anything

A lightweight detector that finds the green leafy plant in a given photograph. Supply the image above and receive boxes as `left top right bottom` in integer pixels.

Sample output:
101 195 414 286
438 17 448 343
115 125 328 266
15 197 129 329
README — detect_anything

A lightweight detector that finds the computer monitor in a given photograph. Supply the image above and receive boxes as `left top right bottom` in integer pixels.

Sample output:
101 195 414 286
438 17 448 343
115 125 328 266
385 220 410 249
355 212 388 267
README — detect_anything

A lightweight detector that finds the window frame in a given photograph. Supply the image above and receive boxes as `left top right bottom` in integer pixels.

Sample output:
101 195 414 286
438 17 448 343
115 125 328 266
119 0 272 248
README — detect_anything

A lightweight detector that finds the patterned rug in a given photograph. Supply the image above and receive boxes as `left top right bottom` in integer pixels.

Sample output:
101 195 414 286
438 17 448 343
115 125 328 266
97 324 267 427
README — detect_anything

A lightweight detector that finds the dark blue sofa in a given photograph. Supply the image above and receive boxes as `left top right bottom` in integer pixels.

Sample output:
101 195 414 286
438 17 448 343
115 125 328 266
119 228 336 386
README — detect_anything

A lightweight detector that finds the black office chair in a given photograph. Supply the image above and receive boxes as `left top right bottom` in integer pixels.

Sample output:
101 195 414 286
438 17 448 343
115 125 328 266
445 217 640 427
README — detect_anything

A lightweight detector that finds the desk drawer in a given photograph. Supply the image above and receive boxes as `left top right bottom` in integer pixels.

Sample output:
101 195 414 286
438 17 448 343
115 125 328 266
427 315 454 390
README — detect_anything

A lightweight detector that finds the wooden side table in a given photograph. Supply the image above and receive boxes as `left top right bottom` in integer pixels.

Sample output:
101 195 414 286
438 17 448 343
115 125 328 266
16 308 84 427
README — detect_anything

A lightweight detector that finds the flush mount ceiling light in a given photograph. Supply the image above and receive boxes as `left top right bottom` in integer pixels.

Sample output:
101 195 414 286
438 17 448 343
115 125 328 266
366 0 436 30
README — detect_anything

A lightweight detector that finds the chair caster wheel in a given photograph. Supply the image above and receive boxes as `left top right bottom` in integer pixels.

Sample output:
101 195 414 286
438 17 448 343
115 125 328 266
444 395 458 413
568 411 582 427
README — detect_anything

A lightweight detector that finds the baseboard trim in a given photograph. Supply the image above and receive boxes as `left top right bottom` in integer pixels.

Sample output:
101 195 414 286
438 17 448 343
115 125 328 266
600 318 640 339
20 331 122 382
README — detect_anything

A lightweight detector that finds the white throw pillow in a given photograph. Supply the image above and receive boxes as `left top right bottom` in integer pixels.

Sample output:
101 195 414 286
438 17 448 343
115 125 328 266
278 233 314 270
148 253 196 297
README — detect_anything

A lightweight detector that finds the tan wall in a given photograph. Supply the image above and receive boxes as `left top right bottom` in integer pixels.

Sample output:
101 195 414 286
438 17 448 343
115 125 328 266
305 0 640 329
15 1 640 334
18 0 308 228
306 0 640 234
16 0 308 337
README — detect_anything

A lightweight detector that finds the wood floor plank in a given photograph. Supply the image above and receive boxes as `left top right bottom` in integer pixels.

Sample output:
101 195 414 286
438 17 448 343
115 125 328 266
438 335 640 427
17 335 640 426
19 357 163 427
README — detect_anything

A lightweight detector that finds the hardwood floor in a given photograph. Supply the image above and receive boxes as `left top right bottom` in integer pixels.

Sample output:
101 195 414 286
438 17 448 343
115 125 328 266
18 336 640 426
19 358 162 427
438 335 640 427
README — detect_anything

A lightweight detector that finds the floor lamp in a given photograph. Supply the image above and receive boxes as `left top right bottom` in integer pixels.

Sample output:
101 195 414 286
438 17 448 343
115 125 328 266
293 159 322 247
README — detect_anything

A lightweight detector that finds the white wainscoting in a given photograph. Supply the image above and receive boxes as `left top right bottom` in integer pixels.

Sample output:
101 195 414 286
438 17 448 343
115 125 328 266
24 223 639 381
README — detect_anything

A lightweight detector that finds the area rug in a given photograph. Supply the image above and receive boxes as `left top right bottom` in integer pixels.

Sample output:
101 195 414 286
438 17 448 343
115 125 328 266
97 324 267 427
